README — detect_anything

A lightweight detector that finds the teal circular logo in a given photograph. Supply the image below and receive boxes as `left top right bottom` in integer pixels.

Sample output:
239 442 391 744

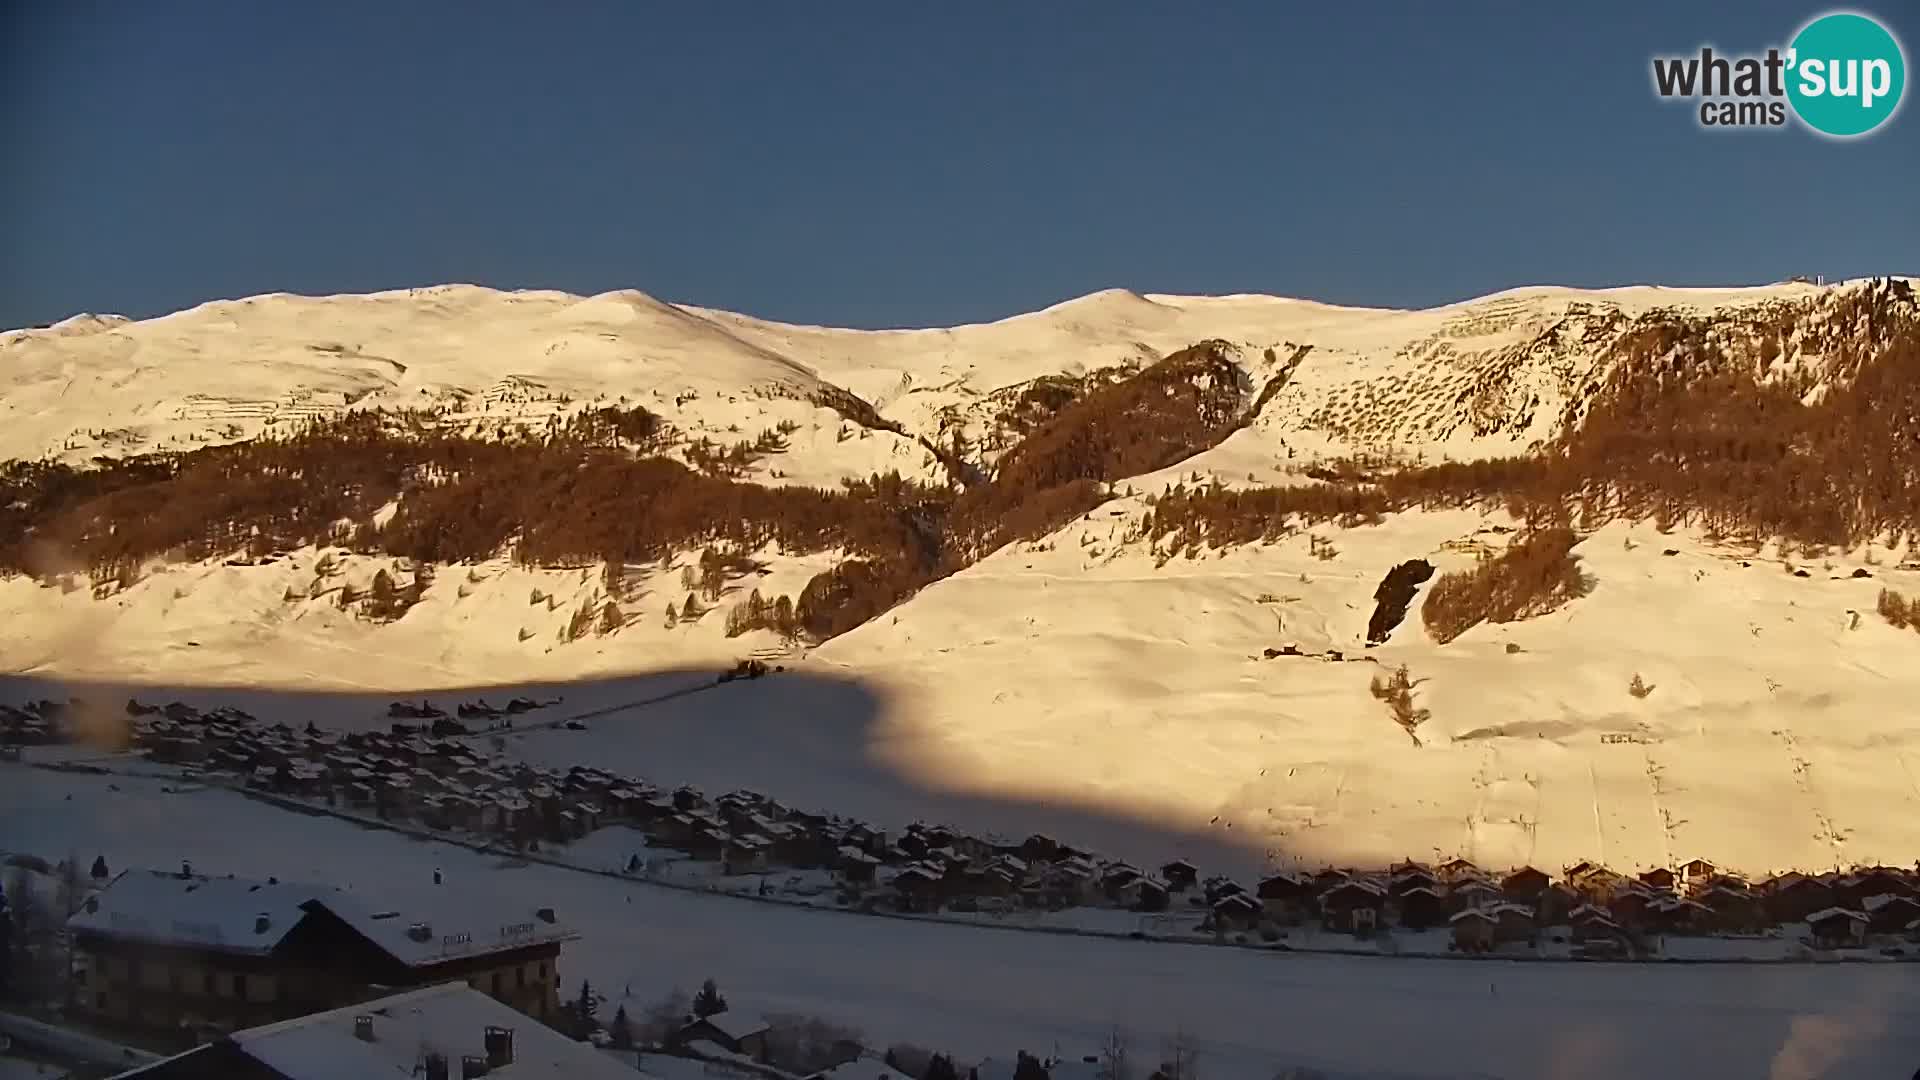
1787 12 1906 137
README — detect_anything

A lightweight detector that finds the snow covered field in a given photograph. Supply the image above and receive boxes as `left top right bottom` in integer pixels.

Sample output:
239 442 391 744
6 767 1920 1080
10 507 1920 884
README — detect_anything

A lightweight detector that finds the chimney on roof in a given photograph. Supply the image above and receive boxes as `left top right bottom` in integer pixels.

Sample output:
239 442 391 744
85 897 99 915
483 1026 514 1067
354 1014 376 1042
254 913 272 934
406 921 432 943
459 1055 489 1079
534 907 555 924
418 1052 449 1080
434 869 443 885
181 860 193 878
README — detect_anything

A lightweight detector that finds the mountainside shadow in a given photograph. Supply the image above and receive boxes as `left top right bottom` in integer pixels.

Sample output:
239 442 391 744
1 665 1275 880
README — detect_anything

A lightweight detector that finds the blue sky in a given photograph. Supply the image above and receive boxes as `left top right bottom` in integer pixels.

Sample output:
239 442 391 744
2 1 1914 331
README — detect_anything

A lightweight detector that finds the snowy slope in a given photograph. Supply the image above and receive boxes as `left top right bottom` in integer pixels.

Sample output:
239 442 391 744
1 279 1859 477
7 279 1920 885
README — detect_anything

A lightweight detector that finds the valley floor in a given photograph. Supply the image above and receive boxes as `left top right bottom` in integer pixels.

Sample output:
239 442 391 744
6 767 1920 1080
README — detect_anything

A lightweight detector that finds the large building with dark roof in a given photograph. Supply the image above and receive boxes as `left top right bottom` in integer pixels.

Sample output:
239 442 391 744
69 869 577 1040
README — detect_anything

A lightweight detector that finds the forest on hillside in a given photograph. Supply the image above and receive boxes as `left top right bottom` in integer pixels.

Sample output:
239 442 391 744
3 280 1918 643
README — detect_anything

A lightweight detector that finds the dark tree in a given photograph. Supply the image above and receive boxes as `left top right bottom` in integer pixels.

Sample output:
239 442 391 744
574 979 599 1034
1014 1052 1050 1080
692 977 727 1018
610 1004 634 1050
369 568 397 618
924 1054 961 1080
89 855 108 881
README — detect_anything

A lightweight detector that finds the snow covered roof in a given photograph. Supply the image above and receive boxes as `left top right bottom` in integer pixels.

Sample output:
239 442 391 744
66 869 575 967
314 892 577 969
67 869 335 955
1806 906 1867 924
119 981 635 1078
1448 908 1494 924
805 1060 917 1080
686 1010 769 1042
1862 893 1917 913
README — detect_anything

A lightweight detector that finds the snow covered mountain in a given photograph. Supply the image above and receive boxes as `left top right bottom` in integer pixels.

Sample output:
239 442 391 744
6 277 1920 881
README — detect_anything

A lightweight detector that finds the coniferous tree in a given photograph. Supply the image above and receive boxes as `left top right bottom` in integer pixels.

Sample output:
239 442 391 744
575 978 599 1033
610 1004 634 1050
369 568 397 618
692 977 727 1018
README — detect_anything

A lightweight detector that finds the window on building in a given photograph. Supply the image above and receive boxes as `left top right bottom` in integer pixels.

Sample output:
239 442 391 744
490 972 503 997
234 974 248 1000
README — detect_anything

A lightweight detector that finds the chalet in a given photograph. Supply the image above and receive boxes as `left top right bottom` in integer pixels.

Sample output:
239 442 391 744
1160 859 1199 892
1209 892 1264 933
1501 867 1550 903
1533 882 1580 926
1644 896 1711 934
1446 878 1501 914
1678 858 1718 893
971 864 1020 898
1568 904 1618 941
1450 908 1495 952
1395 886 1447 930
1202 877 1247 904
1310 868 1351 894
1389 865 1441 896
68 869 576 1036
891 865 942 912
1100 863 1144 901
1763 873 1836 924
1864 893 1920 934
835 846 881 885
112 982 637 1080
1256 872 1314 905
1320 879 1387 935
1700 885 1765 933
1837 867 1912 908
1436 857 1479 882
678 1011 771 1060
1637 868 1676 891
1568 866 1626 903
1806 907 1867 949
1489 903 1537 946
1122 876 1170 913
1606 883 1658 927
688 827 728 862
724 834 771 875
